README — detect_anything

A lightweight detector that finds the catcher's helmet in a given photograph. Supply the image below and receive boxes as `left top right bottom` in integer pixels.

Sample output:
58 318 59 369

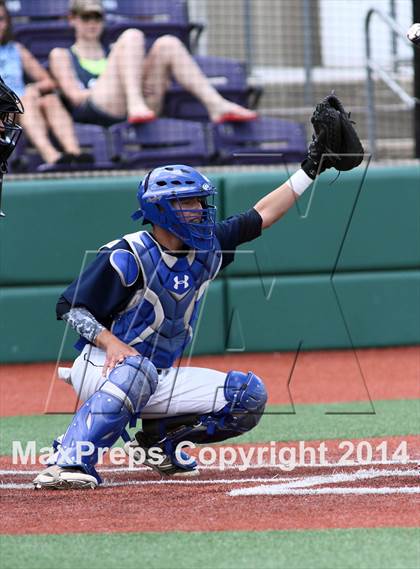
0 75 24 172
132 164 217 250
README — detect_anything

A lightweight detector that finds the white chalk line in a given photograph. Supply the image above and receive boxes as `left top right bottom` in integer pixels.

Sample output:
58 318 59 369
268 468 420 489
0 457 418 476
2 483 420 496
1 467 419 494
0 477 293 491
228 468 420 497
228 486 420 497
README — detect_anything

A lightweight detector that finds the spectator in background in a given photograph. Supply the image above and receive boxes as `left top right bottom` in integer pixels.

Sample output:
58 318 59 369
0 0 93 170
49 0 258 127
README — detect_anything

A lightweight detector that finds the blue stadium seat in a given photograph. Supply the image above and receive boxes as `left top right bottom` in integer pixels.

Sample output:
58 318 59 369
11 21 140 65
103 0 203 51
6 0 68 18
73 124 115 169
10 8 199 63
109 119 211 168
104 0 188 24
212 117 307 165
9 124 115 173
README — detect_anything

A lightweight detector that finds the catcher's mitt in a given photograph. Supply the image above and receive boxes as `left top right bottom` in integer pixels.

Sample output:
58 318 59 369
302 93 364 179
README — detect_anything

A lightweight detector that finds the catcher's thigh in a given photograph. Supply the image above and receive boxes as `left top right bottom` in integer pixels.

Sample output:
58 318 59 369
68 344 107 402
67 347 228 416
141 366 228 418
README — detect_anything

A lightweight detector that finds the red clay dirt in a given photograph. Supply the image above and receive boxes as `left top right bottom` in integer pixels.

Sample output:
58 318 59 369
1 346 419 416
1 348 419 536
1 437 419 535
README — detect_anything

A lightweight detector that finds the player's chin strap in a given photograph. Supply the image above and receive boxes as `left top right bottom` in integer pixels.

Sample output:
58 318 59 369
135 370 268 452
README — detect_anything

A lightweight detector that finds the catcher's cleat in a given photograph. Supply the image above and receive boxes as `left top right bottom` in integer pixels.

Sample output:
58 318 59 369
124 432 199 477
33 465 98 490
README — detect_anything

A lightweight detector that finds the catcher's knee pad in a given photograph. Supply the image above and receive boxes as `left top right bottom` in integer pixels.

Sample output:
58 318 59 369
139 370 267 448
203 370 267 439
224 370 267 413
105 355 158 414
56 389 133 482
55 356 158 482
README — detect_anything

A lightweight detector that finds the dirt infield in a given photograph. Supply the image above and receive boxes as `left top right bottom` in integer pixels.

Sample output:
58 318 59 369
1 347 419 416
0 437 419 535
1 347 418 537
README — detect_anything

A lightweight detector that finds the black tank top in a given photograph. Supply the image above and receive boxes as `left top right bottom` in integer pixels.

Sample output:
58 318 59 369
69 45 110 89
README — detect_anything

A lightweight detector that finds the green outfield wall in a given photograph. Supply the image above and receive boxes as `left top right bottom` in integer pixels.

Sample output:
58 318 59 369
0 165 418 363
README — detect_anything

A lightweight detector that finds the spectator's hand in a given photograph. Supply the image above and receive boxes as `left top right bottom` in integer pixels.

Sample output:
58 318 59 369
37 78 57 95
25 83 41 97
75 89 91 106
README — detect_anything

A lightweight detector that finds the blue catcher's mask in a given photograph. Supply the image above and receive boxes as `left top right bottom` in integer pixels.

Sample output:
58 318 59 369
132 165 217 251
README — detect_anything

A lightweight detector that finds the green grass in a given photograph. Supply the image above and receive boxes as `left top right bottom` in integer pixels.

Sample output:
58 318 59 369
245 398 420 443
0 399 418 456
1 528 419 569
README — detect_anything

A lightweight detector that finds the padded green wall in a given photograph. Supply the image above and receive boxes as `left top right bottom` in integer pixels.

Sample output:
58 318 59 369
0 175 223 285
0 281 224 363
223 166 419 276
0 166 418 363
225 271 420 352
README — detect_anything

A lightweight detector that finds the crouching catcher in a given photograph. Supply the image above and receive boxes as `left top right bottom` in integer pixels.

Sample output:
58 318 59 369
34 94 363 489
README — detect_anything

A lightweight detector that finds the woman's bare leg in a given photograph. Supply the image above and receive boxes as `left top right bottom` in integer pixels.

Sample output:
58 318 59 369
39 94 81 155
19 86 61 164
143 35 257 122
90 29 155 120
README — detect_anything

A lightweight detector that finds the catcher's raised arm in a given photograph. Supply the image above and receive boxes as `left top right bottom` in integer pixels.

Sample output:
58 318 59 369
254 93 364 228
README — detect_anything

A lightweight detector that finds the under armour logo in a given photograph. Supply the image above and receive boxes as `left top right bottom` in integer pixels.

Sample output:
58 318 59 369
173 275 190 291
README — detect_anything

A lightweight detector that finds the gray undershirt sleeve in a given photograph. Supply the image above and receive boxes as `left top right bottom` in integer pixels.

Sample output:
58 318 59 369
62 307 106 344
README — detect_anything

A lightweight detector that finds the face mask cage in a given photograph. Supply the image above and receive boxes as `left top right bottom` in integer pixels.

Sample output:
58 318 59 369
161 194 217 250
0 113 22 170
0 78 24 115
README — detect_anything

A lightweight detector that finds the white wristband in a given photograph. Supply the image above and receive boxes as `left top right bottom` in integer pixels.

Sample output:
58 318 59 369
287 169 313 196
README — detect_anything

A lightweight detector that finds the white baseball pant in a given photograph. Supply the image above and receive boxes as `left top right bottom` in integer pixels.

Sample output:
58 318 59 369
59 344 229 418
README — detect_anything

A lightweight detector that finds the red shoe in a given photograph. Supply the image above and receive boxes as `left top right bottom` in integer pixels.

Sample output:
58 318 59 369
128 112 157 125
214 111 258 124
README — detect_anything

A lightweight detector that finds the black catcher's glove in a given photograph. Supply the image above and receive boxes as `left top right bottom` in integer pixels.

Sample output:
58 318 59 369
301 93 364 180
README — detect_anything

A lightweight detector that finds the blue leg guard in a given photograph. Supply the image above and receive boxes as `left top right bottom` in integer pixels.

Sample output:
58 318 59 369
56 356 158 483
141 370 267 449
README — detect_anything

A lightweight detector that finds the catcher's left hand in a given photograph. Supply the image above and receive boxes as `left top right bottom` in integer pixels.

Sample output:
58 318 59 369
301 93 364 179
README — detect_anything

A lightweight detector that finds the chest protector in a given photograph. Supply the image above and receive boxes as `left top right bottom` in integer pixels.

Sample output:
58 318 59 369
111 231 222 369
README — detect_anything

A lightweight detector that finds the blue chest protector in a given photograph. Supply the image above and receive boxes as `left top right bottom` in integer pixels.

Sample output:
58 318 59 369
110 231 222 369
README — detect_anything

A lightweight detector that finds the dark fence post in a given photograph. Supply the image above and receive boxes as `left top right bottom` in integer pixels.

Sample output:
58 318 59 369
414 0 420 158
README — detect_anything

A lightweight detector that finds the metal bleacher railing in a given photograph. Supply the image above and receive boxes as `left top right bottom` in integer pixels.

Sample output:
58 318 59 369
365 6 419 159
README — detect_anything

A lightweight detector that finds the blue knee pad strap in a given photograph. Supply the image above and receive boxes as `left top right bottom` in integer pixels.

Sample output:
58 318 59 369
56 355 158 482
